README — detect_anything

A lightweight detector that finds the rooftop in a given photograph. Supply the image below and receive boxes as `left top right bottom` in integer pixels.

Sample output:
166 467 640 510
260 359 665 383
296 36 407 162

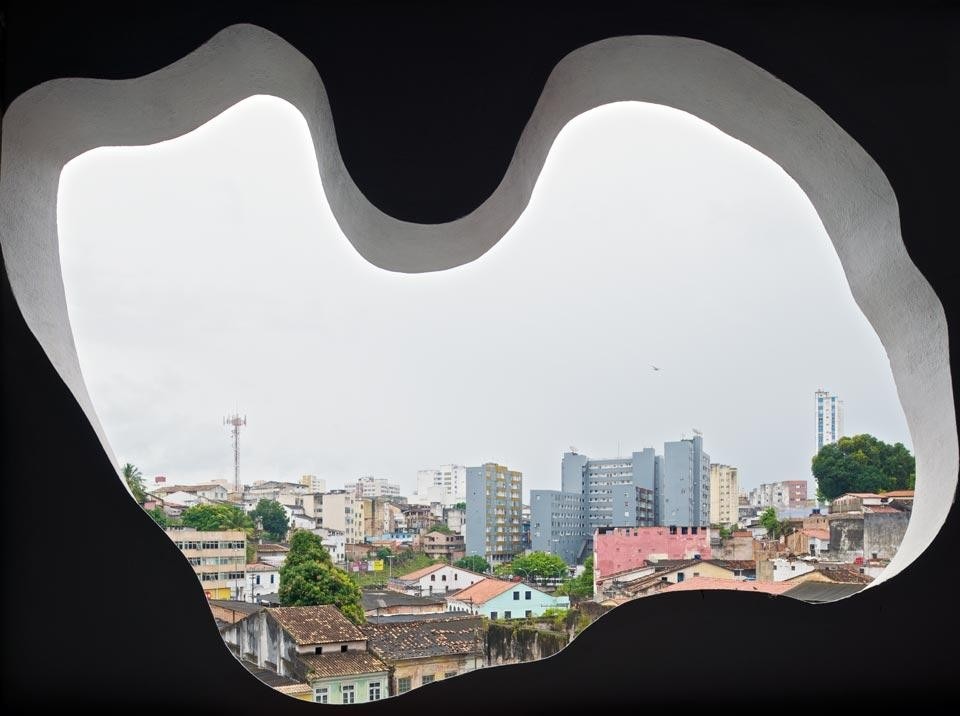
361 590 446 611
395 563 445 581
447 578 522 605
299 651 388 679
659 576 796 596
240 659 305 688
209 600 264 615
245 562 279 572
782 581 868 602
267 605 366 645
256 543 289 553
362 615 484 660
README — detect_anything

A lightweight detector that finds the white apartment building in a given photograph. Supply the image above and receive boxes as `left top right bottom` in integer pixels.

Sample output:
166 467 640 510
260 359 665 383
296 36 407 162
815 389 845 452
300 474 327 493
318 490 365 544
415 464 467 507
709 464 739 526
345 475 401 499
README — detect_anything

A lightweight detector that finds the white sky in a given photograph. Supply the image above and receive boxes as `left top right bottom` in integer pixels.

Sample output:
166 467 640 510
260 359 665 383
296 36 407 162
57 95 911 497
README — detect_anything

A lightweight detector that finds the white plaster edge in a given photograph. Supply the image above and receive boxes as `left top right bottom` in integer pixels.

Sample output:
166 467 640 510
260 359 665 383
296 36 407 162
0 23 953 594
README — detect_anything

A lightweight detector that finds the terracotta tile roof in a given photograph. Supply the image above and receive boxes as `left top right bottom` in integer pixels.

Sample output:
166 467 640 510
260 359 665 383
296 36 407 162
362 615 484 660
298 651 389 679
267 605 366 645
801 529 831 540
245 562 278 572
445 578 518 605
256 543 289 553
396 563 445 581
863 505 903 514
240 659 304 688
812 566 873 584
659 576 796 595
881 490 915 498
706 560 757 571
274 684 313 696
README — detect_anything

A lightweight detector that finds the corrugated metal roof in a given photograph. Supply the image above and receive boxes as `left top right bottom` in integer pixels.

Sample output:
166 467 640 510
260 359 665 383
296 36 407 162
782 581 867 602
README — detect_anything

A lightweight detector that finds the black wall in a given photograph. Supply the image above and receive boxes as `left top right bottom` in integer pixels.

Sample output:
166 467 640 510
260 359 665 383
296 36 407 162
2 2 958 711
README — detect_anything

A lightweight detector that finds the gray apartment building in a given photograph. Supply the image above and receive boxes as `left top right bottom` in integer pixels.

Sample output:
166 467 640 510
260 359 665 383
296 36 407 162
659 435 711 528
465 462 523 565
534 438 711 564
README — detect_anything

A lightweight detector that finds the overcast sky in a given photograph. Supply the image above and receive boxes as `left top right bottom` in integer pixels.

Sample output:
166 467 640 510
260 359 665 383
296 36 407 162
57 96 911 498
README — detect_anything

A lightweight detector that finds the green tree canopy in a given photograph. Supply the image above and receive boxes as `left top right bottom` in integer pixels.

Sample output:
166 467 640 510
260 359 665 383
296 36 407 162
181 503 253 532
146 506 170 528
507 552 568 582
251 499 290 542
279 530 364 624
122 463 147 505
812 433 915 501
454 555 490 573
429 523 453 535
557 556 593 599
375 547 393 559
452 502 466 511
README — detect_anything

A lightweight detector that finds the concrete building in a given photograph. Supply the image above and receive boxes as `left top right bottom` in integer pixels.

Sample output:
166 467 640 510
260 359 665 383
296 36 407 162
530 490 588 565
310 527 346 565
465 463 523 565
443 505 466 536
300 474 326 493
318 490 365 545
593 525 712 592
220 605 389 704
415 465 467 507
660 435 710 528
709 464 739 526
815 389 845 452
445 579 570 619
153 483 228 504
422 531 466 562
166 526 246 600
360 591 447 619
346 476 401 500
748 480 809 509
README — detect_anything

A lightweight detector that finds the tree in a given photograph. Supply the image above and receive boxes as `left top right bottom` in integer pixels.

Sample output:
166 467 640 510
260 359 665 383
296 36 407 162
812 433 915 501
758 508 793 539
122 463 147 505
375 547 393 559
454 555 490 573
279 531 364 624
452 502 466 511
146 506 169 528
429 523 453 535
250 499 290 542
557 556 593 599
508 552 569 583
181 503 253 531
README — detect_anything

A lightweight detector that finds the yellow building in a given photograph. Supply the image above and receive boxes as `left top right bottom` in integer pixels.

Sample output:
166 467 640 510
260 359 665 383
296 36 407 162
709 464 739 526
166 527 247 600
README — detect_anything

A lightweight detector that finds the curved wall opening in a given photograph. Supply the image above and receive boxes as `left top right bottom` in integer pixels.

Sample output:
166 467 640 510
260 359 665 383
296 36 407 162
1 23 953 707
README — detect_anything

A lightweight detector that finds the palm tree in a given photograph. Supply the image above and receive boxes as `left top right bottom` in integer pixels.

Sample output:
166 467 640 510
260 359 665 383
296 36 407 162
122 462 147 505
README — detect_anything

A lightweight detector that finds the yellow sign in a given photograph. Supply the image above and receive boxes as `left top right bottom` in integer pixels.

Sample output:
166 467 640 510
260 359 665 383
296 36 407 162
372 560 384 572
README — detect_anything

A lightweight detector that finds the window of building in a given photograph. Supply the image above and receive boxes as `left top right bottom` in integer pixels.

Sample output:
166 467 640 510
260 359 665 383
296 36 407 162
504 611 512 619
513 591 520 600
525 591 531 600
342 685 355 704
369 682 381 700
397 677 411 694
490 611 497 620
255 575 260 585
525 610 533 617
341 644 348 653
430 574 436 581
315 646 323 654
314 687 328 704
444 671 457 678
422 675 435 685
669 526 677 535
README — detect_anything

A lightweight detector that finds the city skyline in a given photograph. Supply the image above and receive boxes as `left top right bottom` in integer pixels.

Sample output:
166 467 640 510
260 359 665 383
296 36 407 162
57 97 912 498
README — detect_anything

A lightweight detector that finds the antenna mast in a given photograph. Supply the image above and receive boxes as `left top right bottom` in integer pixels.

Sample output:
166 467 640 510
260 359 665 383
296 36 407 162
224 412 247 493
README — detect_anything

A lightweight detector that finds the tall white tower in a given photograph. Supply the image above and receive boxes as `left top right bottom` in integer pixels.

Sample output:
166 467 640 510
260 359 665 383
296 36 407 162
815 389 844 453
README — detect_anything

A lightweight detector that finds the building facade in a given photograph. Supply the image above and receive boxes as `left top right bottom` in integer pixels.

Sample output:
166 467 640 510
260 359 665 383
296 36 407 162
530 489 587 565
318 491 365 544
748 480 809 509
709 464 739 526
166 527 246 600
660 435 710 528
415 465 467 507
465 463 523 564
815 389 845 452
346 476 401 500
593 525 713 591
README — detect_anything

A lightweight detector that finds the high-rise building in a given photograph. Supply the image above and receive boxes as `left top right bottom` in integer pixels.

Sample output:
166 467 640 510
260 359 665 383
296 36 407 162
345 475 401 499
709 464 739 526
464 463 522 564
414 464 467 507
660 435 710 528
300 474 326 493
815 389 845 453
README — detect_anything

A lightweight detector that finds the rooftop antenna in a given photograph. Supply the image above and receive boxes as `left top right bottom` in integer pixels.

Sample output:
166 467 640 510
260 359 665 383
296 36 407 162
224 411 247 493
692 428 702 437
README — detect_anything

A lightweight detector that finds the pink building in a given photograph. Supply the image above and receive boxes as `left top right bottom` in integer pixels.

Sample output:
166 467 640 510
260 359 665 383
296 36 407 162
593 526 713 590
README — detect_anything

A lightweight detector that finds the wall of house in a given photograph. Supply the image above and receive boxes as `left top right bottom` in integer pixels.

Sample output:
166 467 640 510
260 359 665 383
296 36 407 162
309 671 390 705
593 526 713 585
484 622 569 666
390 654 483 694
863 511 910 560
483 587 570 619
410 565 485 595
829 516 865 561
222 611 299 678
714 536 754 560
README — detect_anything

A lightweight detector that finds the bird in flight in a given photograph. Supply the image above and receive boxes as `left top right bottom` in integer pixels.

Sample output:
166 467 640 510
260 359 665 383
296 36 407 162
651 365 661 372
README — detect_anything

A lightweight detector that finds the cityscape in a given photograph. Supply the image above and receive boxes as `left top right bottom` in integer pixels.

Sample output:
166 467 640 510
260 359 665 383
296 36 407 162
124 387 915 704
